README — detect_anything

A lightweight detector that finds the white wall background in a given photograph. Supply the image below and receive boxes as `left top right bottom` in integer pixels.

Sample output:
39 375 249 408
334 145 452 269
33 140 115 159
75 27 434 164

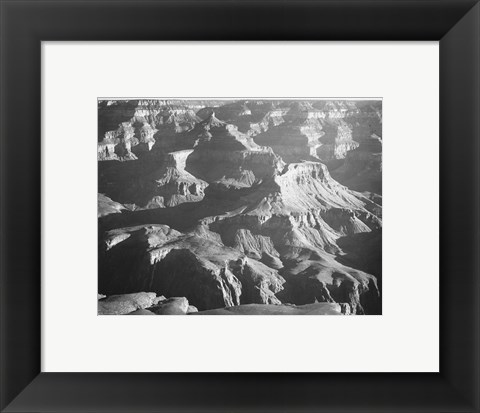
42 42 439 372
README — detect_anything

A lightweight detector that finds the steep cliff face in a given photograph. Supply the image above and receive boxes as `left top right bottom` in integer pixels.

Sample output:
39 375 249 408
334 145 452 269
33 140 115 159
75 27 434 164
316 120 359 162
98 99 382 315
98 100 138 142
197 100 287 136
184 115 284 192
133 150 208 209
323 102 383 194
98 100 202 161
251 102 325 163
98 151 207 209
98 121 139 161
99 224 285 310
200 160 381 313
331 134 383 194
241 100 381 166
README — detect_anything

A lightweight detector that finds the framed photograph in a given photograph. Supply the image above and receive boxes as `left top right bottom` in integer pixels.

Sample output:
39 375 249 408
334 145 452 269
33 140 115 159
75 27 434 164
1 0 479 412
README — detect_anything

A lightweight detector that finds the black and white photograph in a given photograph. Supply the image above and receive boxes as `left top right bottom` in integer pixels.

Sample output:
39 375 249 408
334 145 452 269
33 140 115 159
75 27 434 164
8 0 480 409
98 99 382 315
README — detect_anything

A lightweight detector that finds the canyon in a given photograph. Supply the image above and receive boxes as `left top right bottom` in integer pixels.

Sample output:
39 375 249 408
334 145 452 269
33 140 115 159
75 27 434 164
98 99 382 315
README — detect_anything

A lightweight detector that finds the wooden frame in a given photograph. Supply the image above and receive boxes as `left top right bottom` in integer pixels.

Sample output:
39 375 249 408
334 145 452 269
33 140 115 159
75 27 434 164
1 0 479 411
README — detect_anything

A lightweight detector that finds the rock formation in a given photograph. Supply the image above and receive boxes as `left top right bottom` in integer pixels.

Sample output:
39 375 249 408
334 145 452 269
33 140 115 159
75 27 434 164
98 292 158 315
98 99 382 315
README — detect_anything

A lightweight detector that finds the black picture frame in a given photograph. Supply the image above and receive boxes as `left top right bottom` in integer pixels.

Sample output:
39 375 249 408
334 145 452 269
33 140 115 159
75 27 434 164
1 0 479 412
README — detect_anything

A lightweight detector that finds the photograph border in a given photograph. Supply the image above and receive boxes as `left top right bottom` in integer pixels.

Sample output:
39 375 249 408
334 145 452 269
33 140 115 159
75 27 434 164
97 96 384 316
1 0 479 411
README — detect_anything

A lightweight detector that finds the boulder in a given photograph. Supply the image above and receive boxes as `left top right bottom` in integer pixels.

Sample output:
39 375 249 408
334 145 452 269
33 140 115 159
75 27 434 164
187 305 198 313
98 292 157 315
148 297 189 315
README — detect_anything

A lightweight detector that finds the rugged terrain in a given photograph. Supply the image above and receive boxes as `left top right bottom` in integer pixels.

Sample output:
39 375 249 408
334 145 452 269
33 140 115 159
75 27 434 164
98 99 382 315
